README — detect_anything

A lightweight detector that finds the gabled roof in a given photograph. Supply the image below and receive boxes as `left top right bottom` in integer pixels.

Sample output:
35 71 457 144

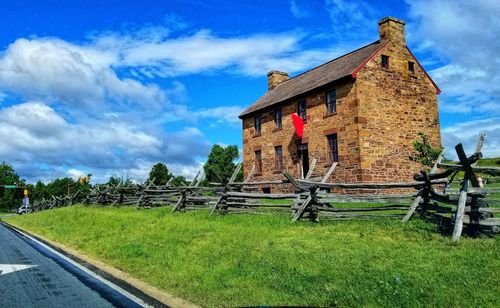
239 40 386 118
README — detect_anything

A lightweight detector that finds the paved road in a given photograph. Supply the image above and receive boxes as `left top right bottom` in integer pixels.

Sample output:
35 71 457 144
0 222 149 307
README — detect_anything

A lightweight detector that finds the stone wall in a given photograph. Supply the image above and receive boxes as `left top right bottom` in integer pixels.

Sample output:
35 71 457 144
242 79 362 192
355 40 441 183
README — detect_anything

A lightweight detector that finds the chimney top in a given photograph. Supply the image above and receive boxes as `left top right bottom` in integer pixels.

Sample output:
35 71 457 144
267 70 288 77
378 16 405 26
378 16 406 45
267 70 289 91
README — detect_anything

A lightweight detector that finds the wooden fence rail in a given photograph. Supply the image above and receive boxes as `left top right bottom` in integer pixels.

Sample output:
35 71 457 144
26 135 498 242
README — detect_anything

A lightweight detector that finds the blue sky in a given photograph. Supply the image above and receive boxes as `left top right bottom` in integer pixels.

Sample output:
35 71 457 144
0 0 498 183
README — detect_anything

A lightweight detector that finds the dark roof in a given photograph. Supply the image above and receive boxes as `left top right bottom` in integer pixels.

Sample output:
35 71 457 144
239 40 384 118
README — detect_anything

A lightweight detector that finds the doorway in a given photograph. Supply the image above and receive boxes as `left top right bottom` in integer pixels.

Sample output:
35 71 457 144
297 143 309 179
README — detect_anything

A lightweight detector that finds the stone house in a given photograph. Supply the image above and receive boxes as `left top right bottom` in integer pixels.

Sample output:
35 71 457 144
239 17 441 192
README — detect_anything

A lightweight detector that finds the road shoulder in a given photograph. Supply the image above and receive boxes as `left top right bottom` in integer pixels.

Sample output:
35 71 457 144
1 221 199 308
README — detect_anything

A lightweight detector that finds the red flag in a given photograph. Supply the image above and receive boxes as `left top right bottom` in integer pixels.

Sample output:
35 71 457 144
291 113 304 138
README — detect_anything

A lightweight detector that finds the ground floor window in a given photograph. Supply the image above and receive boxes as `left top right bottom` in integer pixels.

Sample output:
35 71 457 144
255 150 262 173
327 134 338 163
275 146 283 171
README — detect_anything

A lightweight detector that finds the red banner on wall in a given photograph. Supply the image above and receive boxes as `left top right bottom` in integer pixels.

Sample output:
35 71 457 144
291 113 304 138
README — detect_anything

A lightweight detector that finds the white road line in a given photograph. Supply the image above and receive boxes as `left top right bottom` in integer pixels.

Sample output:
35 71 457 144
0 264 37 276
9 225 152 308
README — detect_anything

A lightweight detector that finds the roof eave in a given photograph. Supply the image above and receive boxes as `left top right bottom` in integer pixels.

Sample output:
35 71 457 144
350 40 389 78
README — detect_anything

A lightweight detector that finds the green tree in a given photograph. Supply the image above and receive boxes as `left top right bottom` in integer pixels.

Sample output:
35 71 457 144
148 163 173 185
203 145 242 185
409 132 443 167
107 176 122 186
170 176 187 187
30 181 49 202
45 177 76 197
0 162 24 210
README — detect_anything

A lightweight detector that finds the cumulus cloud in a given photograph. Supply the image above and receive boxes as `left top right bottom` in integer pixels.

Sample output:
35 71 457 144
408 0 500 114
0 101 211 182
0 38 166 113
66 168 87 180
0 27 355 115
441 118 500 159
90 25 364 78
192 106 245 125
107 30 306 77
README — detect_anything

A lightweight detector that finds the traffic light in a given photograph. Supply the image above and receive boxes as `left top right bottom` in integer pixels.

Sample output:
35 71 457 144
24 189 28 197
79 177 83 185
85 175 90 183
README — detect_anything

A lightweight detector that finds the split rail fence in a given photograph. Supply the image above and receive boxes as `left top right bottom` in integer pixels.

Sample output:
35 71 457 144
29 135 499 242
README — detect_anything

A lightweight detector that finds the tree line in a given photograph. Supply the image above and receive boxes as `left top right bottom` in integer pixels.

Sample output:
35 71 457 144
0 144 242 211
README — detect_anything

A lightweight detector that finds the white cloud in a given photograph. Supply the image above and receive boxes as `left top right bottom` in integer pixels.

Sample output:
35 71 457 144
238 45 350 76
0 101 211 183
441 118 500 159
193 106 245 125
66 168 87 179
408 0 500 115
110 30 305 77
0 38 166 112
88 26 364 78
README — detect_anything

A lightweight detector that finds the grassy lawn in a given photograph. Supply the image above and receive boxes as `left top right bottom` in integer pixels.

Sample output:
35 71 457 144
3 206 499 307
477 157 500 167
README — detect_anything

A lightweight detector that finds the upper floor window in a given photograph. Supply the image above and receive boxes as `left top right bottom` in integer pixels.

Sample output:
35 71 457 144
297 100 307 120
381 55 389 68
327 134 339 163
326 90 337 114
408 61 415 74
254 114 262 135
255 150 262 173
275 146 283 171
274 108 282 129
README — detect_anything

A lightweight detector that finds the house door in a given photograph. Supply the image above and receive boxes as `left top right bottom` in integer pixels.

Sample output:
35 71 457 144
297 143 309 179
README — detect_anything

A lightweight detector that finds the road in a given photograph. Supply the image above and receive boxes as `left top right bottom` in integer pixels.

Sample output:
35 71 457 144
0 222 155 307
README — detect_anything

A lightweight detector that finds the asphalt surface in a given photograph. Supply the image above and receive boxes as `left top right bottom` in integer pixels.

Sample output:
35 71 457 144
0 222 149 308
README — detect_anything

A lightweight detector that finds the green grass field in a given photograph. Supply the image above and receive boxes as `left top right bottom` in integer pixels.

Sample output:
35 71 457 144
3 206 499 307
477 157 500 167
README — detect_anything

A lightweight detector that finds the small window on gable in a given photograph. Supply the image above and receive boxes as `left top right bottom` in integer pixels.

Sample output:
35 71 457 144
274 108 282 129
381 55 389 68
408 61 415 74
326 90 337 114
298 100 307 120
255 150 262 173
254 114 262 135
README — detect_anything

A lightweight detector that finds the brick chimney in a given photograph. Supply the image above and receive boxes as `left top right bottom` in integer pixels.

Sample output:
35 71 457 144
378 16 405 45
267 70 288 91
